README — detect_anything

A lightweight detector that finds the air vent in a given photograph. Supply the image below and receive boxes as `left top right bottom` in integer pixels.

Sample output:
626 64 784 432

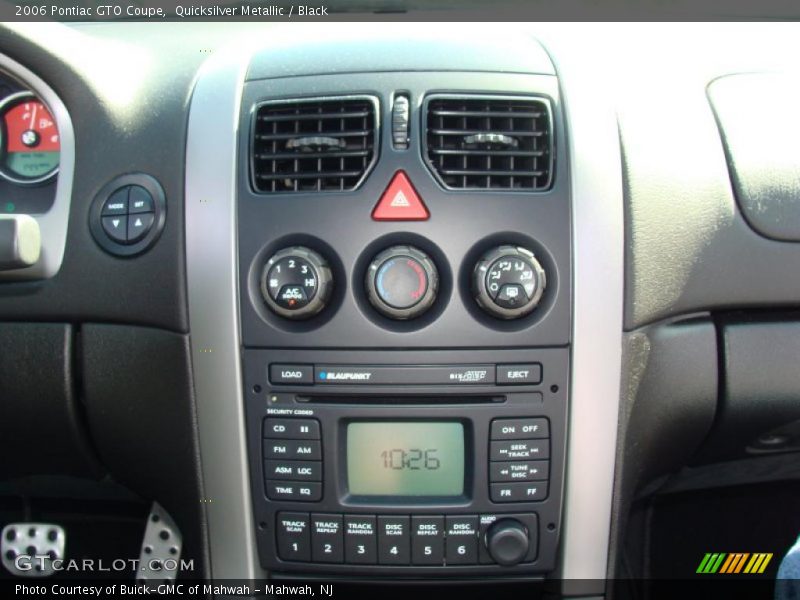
252 97 378 193
424 95 553 191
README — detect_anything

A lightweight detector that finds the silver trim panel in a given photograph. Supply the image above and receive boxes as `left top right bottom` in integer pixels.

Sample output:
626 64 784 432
185 47 264 579
543 34 625 588
0 52 74 281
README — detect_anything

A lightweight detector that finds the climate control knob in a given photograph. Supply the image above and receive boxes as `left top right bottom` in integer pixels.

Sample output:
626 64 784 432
485 518 530 567
260 246 333 320
473 245 546 320
366 245 438 320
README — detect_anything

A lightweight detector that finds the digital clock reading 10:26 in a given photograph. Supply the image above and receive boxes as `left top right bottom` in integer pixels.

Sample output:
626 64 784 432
347 422 464 497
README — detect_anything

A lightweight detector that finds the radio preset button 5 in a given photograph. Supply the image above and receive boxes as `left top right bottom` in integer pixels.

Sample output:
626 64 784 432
411 516 444 565
377 515 411 565
490 440 549 461
276 512 311 562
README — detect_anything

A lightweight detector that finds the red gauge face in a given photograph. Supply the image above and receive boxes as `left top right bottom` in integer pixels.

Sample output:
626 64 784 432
1 94 60 183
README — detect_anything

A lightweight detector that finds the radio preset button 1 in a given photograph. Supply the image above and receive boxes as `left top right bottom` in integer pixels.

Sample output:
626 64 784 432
490 418 549 440
411 516 444 565
266 481 322 502
264 460 321 482
276 512 310 561
489 460 549 483
496 364 543 385
263 439 321 461
269 364 314 385
490 482 549 503
311 514 344 563
377 516 411 565
490 440 549 461
344 515 377 564
264 417 320 440
445 516 478 565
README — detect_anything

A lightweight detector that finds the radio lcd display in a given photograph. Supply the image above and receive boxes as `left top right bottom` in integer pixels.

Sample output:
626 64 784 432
346 421 465 497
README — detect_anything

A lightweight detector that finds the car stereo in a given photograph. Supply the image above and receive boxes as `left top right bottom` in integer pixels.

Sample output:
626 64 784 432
243 347 568 577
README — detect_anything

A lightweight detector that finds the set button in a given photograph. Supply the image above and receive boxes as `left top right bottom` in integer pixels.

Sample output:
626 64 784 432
100 185 156 245
263 418 322 502
489 417 550 503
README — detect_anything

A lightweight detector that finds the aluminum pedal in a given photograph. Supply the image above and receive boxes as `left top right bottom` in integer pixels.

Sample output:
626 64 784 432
136 502 183 582
1 523 65 577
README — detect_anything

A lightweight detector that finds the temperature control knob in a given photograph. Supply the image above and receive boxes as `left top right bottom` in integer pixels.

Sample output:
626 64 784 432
366 245 438 320
485 519 530 567
260 246 333 320
473 245 546 320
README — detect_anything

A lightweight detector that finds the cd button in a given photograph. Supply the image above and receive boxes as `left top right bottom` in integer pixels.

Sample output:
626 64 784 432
263 417 320 439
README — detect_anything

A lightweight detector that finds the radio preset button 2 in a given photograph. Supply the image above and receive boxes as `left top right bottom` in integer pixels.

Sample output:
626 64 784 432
311 514 344 563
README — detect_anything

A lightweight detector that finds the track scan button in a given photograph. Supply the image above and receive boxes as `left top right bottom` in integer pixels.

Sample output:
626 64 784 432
269 364 314 385
276 512 310 561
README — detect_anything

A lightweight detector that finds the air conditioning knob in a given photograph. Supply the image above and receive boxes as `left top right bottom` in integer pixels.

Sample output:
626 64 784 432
473 245 546 320
260 246 333 320
484 518 530 567
366 245 438 320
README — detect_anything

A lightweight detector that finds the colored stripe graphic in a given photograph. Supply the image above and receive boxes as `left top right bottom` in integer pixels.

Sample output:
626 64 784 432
697 552 773 574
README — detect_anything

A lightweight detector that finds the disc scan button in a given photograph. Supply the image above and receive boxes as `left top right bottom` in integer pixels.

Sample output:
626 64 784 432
269 364 314 385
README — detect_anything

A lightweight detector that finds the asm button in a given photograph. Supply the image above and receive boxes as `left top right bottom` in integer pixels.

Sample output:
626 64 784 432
265 460 322 481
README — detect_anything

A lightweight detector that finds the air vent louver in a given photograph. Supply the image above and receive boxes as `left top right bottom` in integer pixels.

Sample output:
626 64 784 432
425 96 553 191
252 97 378 193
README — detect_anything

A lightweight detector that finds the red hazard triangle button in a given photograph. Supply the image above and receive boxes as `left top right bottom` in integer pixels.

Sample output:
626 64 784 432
372 171 429 221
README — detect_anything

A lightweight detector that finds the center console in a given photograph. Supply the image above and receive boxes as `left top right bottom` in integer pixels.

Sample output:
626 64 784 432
236 61 570 580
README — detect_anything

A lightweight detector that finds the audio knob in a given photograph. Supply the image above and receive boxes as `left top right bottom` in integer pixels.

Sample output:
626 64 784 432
485 518 530 567
260 246 333 320
366 245 438 320
473 245 546 320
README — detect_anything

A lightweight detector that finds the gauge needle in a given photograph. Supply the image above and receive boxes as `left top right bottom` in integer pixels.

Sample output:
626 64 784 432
29 103 37 130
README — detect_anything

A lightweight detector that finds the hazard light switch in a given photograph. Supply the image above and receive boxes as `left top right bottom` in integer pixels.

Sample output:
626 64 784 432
372 171 429 221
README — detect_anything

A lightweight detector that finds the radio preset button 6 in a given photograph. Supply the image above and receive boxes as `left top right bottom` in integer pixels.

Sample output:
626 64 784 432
344 515 378 564
490 418 549 440
490 482 549 503
489 460 549 483
269 364 314 385
276 512 311 561
264 460 322 482
411 516 444 565
311 514 344 563
490 440 549 461
263 439 321 461
377 515 411 565
264 417 320 440
445 516 479 565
